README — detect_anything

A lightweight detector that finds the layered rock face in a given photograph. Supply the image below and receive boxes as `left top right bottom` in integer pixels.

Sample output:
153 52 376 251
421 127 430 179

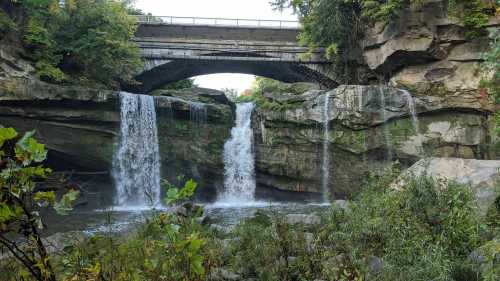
0 0 498 201
0 76 234 202
249 0 499 198
253 84 494 198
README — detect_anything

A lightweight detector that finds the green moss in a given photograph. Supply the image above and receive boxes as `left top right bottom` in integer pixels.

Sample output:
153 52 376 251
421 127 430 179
330 126 368 154
448 0 494 39
0 9 16 33
236 78 311 112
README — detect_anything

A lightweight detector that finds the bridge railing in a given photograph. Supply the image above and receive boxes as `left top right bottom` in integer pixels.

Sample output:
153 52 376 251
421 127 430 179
134 15 300 29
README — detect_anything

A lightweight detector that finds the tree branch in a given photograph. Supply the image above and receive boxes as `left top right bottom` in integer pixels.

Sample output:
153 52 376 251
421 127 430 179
0 234 41 280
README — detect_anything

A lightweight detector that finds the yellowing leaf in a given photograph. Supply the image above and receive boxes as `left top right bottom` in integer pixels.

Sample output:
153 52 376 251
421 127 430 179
34 191 56 207
0 127 18 148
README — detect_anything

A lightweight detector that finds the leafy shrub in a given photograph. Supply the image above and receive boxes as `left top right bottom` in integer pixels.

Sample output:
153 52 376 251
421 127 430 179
0 9 16 34
319 175 490 281
225 172 497 281
272 0 496 80
235 77 309 111
0 127 78 281
59 178 222 281
229 212 320 281
161 79 197 90
19 0 142 87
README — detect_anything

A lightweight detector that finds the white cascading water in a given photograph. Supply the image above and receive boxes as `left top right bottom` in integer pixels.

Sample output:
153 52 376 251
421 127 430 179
113 92 161 208
320 93 331 203
218 102 256 204
190 101 208 125
379 87 393 161
401 90 420 135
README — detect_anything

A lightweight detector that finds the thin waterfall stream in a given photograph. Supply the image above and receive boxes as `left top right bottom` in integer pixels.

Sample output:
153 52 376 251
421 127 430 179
217 102 256 205
379 87 393 161
113 92 162 208
401 90 420 135
320 93 331 203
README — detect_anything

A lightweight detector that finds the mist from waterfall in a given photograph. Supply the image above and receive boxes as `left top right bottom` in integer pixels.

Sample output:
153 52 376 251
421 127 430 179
320 93 331 203
217 102 256 205
113 92 162 208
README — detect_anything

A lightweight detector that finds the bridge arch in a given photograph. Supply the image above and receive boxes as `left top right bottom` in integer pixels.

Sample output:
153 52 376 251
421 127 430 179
127 58 337 93
125 16 338 93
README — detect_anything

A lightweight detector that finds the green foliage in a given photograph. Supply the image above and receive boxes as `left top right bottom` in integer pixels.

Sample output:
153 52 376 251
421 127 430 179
272 0 496 80
448 0 494 39
163 178 198 206
0 127 79 281
484 31 500 102
6 172 499 280
161 79 197 90
235 77 308 111
0 9 16 34
19 0 143 87
477 240 500 281
361 0 410 23
320 177 485 280
226 173 497 281
59 178 223 281
221 88 239 101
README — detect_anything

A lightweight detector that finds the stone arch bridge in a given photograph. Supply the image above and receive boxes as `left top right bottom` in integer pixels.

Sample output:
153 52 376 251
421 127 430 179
127 16 336 93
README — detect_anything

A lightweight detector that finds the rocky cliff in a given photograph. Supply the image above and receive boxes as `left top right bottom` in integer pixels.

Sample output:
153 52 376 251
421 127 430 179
253 84 494 198
0 73 234 202
252 0 499 198
0 0 498 202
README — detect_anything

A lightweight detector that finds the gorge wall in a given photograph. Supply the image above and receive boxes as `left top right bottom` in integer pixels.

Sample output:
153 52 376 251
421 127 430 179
252 0 499 198
0 0 498 202
0 76 234 203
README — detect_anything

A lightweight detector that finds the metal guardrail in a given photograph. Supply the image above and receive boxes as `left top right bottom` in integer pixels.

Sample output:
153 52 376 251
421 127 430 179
134 15 300 29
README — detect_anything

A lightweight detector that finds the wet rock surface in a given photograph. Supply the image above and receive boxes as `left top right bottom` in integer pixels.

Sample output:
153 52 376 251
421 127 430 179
253 84 495 198
0 77 234 201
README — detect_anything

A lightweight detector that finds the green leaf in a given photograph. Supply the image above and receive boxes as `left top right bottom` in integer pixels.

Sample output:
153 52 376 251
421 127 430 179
0 202 16 223
15 131 47 165
165 188 179 205
188 237 203 252
54 190 80 215
190 255 205 276
178 179 197 199
34 191 56 207
0 127 18 148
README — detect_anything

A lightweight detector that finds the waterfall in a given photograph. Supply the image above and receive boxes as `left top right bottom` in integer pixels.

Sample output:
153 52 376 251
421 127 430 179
189 101 208 125
401 90 420 135
218 103 256 204
320 93 331 203
113 92 162 208
379 88 393 161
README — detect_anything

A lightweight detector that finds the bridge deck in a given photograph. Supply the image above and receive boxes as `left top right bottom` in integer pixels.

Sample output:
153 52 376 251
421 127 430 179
134 15 300 29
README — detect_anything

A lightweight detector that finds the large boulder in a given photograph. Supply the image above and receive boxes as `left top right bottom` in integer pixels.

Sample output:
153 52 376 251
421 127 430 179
392 158 500 216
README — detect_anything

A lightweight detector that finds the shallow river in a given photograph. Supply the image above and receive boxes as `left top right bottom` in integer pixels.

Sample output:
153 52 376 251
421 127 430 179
41 202 330 237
